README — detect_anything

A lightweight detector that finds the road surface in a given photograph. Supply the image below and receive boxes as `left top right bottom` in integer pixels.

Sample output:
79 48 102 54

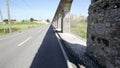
0 24 68 68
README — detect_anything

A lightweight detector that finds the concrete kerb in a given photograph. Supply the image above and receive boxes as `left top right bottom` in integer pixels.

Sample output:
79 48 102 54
57 33 86 68
57 32 102 68
53 29 75 68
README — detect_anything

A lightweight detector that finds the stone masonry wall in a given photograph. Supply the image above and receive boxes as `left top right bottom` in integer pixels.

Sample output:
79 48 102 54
86 0 120 68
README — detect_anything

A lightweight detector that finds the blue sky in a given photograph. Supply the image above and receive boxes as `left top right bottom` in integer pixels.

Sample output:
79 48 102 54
0 0 90 21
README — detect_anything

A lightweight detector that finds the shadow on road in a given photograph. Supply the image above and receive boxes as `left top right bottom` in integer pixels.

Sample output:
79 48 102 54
30 25 68 68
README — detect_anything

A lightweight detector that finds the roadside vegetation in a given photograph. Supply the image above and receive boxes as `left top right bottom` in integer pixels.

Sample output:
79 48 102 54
0 22 46 36
70 14 87 39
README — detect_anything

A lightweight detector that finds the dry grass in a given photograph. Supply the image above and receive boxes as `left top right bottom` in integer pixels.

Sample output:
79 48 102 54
70 16 87 38
0 22 46 36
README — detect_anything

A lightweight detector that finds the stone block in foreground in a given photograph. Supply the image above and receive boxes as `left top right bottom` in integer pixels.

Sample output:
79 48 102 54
86 0 120 68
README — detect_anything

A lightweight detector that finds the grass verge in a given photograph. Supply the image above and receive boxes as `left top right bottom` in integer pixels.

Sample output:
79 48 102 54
0 22 46 36
71 17 87 39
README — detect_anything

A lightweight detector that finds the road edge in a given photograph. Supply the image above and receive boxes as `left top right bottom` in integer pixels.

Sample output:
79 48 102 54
55 31 74 68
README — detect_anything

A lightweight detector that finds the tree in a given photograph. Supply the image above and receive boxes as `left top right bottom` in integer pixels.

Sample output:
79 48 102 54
46 19 50 23
3 19 8 24
30 18 34 22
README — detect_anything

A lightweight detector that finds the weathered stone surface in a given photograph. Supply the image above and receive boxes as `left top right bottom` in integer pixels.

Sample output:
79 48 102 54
86 0 120 68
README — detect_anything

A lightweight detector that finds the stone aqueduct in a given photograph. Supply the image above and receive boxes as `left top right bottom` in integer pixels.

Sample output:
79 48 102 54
52 0 120 68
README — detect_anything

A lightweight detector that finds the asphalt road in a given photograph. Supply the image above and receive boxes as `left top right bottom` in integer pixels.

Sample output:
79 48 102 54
0 24 68 68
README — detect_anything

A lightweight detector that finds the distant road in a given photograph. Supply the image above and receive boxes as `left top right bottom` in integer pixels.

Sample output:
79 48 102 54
0 24 68 68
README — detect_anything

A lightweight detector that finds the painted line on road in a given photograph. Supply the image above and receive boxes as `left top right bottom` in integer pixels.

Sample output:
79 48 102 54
18 36 32 46
0 32 22 40
39 30 42 33
38 28 45 33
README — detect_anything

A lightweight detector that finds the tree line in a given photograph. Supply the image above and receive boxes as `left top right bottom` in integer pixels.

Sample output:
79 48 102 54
2 18 50 24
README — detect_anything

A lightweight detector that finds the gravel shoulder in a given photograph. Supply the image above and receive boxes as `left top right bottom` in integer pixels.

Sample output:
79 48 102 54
58 33 100 68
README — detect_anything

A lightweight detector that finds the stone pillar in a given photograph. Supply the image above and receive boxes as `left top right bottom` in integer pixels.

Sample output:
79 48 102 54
61 4 70 33
62 12 70 33
61 10 64 33
58 16 61 30
52 21 57 28
86 0 120 68
56 16 59 28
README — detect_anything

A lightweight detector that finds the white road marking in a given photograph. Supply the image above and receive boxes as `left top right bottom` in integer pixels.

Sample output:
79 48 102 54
38 28 44 33
18 36 32 46
0 32 22 40
39 30 42 33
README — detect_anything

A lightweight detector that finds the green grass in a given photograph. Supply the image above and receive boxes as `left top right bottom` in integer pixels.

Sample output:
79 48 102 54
0 22 46 36
71 18 87 38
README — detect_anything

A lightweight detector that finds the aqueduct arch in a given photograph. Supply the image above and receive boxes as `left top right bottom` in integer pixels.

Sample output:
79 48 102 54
52 0 120 67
